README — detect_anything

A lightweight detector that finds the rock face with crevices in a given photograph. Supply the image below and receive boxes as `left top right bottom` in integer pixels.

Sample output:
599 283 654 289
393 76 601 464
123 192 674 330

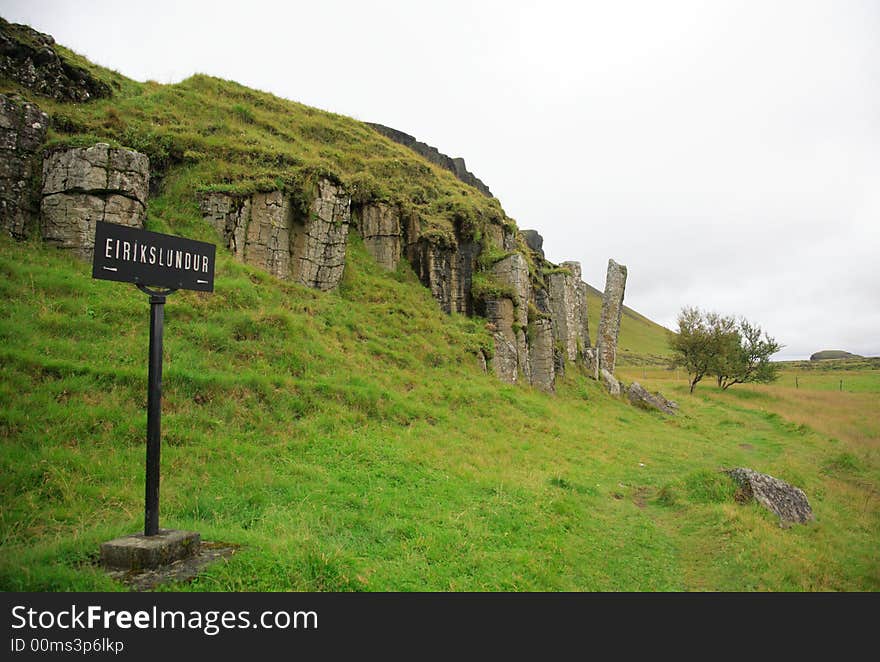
0 94 48 238
406 228 481 316
243 191 291 279
199 192 249 259
356 202 401 271
521 229 544 259
40 143 149 258
198 179 351 291
725 467 814 524
597 258 627 376
294 179 351 290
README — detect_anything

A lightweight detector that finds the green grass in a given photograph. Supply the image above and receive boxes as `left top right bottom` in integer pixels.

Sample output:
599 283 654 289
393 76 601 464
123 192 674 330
1 236 877 591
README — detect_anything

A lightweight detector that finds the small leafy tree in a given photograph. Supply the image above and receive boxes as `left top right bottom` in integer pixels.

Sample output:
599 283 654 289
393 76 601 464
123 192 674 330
669 307 781 393
669 307 735 394
714 319 782 389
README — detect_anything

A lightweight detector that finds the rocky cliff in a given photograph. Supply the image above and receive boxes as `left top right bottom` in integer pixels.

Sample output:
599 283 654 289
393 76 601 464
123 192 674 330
0 18 111 102
0 19 633 395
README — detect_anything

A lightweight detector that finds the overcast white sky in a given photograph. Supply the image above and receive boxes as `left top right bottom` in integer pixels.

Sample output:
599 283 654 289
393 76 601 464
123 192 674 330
4 0 878 358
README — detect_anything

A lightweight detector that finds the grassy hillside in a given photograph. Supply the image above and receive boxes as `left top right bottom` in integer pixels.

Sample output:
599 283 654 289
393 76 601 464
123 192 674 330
1 235 877 591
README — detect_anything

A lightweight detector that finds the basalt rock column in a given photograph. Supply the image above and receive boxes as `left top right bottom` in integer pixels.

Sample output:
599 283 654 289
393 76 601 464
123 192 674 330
242 191 291 279
491 252 531 382
0 94 48 238
548 261 589 364
40 143 149 259
528 317 555 393
485 297 518 383
596 258 627 375
291 179 351 291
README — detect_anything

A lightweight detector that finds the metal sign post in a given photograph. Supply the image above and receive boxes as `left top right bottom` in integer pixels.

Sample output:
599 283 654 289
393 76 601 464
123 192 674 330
92 221 215 537
138 284 176 535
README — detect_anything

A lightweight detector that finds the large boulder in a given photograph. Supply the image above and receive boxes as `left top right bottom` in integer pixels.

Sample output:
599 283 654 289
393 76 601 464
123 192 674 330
600 368 621 396
725 467 814 524
626 382 678 415
0 94 48 238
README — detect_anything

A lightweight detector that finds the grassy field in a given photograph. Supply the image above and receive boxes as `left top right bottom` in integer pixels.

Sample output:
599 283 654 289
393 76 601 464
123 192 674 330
1 236 877 592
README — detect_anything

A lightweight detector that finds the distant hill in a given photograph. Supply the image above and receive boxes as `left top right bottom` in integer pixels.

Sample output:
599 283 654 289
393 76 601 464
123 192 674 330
810 350 864 361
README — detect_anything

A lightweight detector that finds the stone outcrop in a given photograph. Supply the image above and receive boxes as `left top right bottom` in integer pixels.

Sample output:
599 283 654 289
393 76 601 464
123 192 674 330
725 467 814 524
596 259 627 376
24 139 629 397
521 229 544 259
367 123 493 197
199 179 351 291
626 382 678 415
548 262 589 364
355 202 401 271
0 94 47 238
0 19 111 102
40 144 149 258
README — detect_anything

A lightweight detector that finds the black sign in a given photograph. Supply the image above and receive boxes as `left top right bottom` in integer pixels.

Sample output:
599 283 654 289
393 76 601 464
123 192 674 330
92 221 216 292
